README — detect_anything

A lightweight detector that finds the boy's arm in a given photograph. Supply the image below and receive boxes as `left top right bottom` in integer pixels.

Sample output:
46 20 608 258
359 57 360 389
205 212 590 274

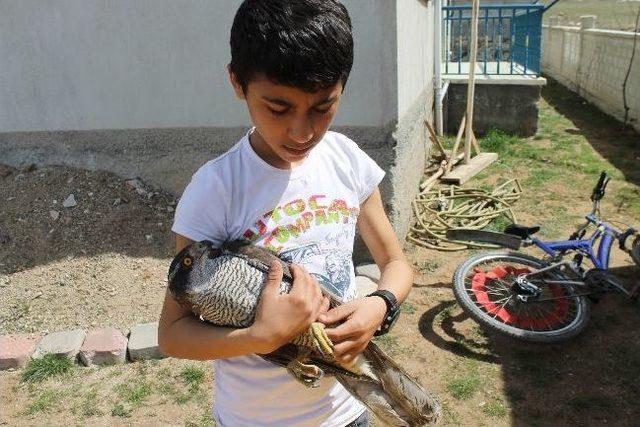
320 188 414 363
158 234 328 360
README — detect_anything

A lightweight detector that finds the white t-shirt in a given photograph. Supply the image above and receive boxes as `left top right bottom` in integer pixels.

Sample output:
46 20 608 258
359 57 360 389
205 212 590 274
172 129 385 427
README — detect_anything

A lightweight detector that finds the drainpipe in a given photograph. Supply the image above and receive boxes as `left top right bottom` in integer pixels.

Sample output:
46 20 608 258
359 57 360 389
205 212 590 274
434 0 446 135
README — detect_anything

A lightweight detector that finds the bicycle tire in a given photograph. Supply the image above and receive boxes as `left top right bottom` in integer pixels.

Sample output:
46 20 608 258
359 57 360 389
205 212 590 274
452 251 591 343
631 236 640 268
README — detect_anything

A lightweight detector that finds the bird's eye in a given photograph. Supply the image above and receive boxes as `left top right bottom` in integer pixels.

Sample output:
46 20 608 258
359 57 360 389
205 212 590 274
183 257 192 267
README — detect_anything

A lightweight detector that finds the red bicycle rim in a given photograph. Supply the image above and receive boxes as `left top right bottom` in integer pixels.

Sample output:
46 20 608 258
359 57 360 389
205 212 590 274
471 265 570 329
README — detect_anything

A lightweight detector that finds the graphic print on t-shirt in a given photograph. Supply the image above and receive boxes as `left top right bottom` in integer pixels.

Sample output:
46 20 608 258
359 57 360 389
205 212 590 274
242 194 360 301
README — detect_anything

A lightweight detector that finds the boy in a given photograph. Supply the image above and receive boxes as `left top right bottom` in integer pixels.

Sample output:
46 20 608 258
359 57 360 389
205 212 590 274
158 1 414 426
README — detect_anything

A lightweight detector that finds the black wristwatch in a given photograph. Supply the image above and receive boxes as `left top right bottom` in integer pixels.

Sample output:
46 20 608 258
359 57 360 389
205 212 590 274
366 290 400 336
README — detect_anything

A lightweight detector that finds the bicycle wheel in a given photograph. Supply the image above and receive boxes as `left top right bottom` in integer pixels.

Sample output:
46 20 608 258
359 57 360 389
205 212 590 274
452 251 591 343
631 236 640 268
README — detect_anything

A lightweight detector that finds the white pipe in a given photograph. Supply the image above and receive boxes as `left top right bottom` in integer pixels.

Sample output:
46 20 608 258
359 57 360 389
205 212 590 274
434 0 443 135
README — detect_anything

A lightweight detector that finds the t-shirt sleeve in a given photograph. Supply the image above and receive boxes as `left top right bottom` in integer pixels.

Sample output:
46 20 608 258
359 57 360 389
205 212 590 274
343 137 386 204
171 165 229 247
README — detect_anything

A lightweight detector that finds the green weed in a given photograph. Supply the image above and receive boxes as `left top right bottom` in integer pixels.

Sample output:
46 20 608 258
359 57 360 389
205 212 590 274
116 381 152 406
482 400 508 418
416 259 441 273
24 389 59 415
179 366 206 387
81 389 103 417
22 354 73 383
401 302 416 314
446 364 482 400
111 403 131 418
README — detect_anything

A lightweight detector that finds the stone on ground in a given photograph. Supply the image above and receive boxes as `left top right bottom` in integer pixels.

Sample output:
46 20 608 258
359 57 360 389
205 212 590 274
79 327 128 366
33 329 85 361
355 276 378 298
128 322 164 361
0 334 40 370
355 263 381 282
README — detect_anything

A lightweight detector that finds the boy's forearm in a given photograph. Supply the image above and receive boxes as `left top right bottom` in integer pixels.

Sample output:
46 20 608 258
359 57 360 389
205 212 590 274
159 315 271 361
378 258 414 303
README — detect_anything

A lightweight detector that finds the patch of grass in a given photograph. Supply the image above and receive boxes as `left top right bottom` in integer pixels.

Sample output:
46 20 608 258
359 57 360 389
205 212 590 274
116 381 152 406
484 214 513 233
373 335 400 355
441 402 462 426
616 186 640 217
434 306 454 325
185 411 217 427
482 400 508 418
479 130 520 158
111 403 132 418
401 301 416 314
80 388 104 417
524 168 561 190
23 389 59 415
179 366 206 388
157 383 176 396
416 259 441 273
22 354 73 383
446 364 482 400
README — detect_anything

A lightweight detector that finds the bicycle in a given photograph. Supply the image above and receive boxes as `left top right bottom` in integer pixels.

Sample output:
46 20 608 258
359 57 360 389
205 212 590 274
445 172 640 343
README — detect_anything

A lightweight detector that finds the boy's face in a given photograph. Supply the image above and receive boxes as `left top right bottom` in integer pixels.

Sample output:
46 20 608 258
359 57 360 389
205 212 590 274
229 70 343 169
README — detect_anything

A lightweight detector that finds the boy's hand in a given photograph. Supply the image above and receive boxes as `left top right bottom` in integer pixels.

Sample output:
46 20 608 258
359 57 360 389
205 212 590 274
250 262 329 354
318 297 387 364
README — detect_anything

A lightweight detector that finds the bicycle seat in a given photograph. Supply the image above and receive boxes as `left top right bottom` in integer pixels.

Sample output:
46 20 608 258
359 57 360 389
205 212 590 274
504 224 540 239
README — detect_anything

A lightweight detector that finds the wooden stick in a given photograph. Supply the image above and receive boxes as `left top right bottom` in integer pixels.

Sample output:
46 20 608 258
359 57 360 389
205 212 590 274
471 132 481 155
425 120 447 156
464 0 480 164
445 115 466 173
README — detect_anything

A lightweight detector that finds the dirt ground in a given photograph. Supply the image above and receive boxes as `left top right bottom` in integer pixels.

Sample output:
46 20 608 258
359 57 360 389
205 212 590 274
0 164 175 335
1 81 639 426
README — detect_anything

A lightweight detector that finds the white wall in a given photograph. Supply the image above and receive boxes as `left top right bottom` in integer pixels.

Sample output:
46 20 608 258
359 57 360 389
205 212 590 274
542 24 640 131
396 0 434 119
0 0 398 132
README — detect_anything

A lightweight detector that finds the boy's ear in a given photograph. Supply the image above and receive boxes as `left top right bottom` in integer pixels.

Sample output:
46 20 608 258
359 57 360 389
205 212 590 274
227 65 246 100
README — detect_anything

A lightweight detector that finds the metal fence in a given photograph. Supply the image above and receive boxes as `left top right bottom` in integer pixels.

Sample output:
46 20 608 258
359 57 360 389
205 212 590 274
443 4 544 76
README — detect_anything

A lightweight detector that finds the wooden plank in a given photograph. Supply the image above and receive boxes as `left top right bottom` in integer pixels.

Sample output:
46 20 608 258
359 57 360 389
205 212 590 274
425 120 447 156
442 152 498 185
464 0 480 165
445 115 466 173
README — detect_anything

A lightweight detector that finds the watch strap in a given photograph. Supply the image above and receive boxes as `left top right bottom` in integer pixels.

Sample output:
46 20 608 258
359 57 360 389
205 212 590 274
367 290 400 336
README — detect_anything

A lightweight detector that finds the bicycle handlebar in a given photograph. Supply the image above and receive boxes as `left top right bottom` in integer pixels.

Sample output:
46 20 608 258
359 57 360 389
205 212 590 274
590 171 610 202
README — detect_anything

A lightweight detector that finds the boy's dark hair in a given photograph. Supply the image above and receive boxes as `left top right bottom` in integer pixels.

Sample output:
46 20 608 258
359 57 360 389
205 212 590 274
229 0 353 93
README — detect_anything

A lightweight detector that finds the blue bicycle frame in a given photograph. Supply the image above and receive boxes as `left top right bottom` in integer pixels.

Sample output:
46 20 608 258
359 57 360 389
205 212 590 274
531 214 615 270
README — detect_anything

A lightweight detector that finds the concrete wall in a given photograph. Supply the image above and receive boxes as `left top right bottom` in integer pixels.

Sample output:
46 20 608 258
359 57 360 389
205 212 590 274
387 0 434 242
0 0 397 131
542 21 640 132
445 83 542 136
0 0 434 259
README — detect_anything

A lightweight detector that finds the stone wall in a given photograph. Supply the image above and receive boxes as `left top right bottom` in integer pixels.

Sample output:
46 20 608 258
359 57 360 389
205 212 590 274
542 18 640 132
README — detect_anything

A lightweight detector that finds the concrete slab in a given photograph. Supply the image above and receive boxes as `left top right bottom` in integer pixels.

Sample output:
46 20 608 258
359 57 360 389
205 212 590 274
355 276 379 299
79 327 128 366
0 334 40 370
127 322 164 361
33 329 85 361
355 263 381 282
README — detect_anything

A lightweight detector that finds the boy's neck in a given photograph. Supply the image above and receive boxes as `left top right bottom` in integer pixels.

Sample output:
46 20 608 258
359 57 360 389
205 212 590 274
248 129 308 170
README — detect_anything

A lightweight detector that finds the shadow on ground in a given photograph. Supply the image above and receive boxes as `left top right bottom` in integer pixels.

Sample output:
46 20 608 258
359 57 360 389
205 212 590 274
542 79 640 188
